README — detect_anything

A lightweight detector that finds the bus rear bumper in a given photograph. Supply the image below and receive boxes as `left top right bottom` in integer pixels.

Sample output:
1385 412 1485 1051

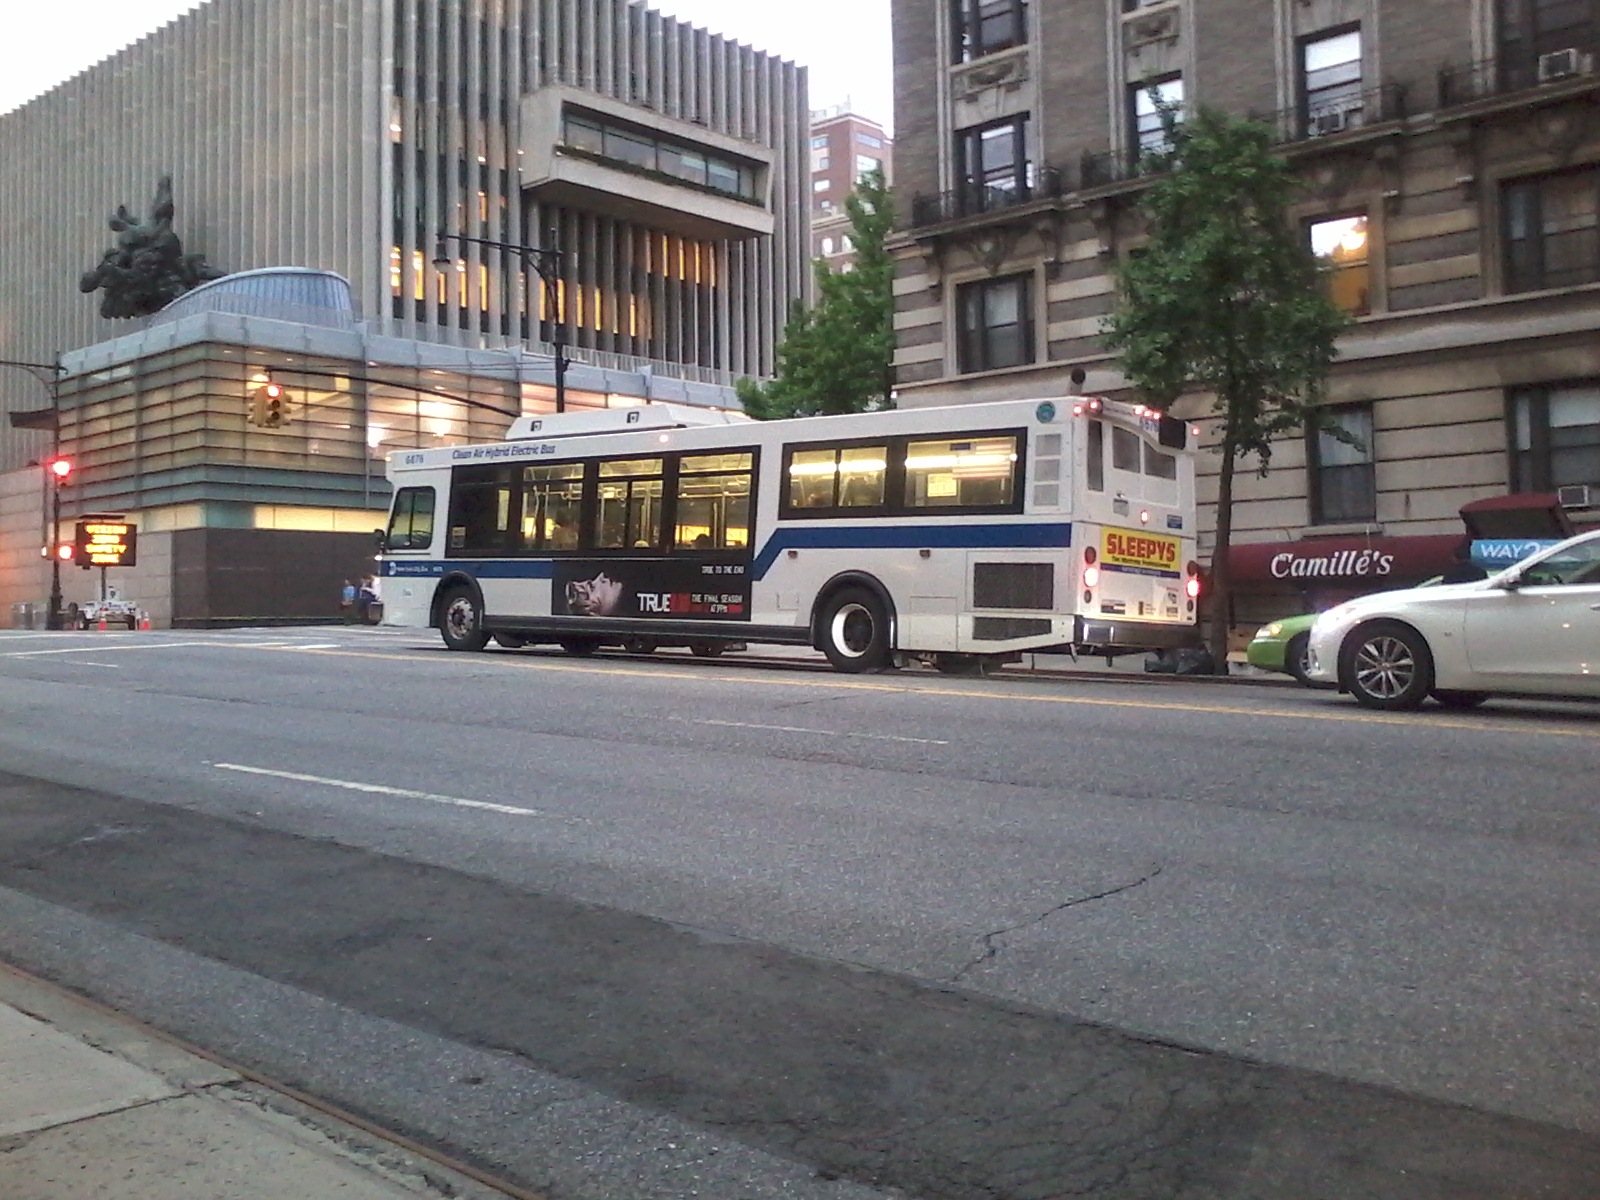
1072 616 1201 655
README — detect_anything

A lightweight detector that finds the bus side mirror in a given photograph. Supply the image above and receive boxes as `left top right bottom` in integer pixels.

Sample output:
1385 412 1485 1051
1157 414 1187 450
374 527 387 549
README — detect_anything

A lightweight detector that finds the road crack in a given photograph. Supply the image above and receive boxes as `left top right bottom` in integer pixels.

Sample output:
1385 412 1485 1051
950 865 1164 983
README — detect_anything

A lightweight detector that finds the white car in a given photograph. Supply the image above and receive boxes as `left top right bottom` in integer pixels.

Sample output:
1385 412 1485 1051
1306 528 1600 710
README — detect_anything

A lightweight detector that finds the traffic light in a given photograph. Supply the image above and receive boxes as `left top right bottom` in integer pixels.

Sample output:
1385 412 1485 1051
47 456 72 484
56 542 74 562
249 382 289 427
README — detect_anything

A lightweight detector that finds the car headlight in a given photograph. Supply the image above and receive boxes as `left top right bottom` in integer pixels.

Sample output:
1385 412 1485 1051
1255 622 1283 639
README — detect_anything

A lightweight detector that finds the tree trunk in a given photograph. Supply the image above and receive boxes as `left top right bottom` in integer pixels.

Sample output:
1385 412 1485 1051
1207 449 1238 675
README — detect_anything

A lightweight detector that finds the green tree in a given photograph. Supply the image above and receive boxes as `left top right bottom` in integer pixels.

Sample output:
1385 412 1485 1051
1102 107 1350 672
737 168 895 419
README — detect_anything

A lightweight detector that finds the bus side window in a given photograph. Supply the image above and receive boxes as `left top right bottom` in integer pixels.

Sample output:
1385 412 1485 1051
1086 420 1105 492
904 435 1017 508
448 466 514 554
596 457 665 550
675 452 754 549
386 487 435 550
521 463 584 551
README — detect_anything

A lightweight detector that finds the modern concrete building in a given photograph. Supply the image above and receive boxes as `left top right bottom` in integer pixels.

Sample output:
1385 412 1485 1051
0 0 809 625
889 0 1600 631
809 104 893 270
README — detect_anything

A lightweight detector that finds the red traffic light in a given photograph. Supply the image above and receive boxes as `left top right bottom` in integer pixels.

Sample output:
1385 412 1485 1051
55 542 74 561
263 383 284 399
48 457 72 482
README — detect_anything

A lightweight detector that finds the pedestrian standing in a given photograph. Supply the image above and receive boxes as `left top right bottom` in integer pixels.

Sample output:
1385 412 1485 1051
356 576 377 623
340 579 357 623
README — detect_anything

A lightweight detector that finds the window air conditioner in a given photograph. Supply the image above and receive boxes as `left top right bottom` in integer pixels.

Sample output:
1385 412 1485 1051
1557 483 1594 508
1311 108 1351 136
1537 48 1582 82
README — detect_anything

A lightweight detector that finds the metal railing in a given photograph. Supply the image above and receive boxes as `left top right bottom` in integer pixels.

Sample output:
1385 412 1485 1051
1253 82 1409 144
1439 47 1600 109
908 166 1064 227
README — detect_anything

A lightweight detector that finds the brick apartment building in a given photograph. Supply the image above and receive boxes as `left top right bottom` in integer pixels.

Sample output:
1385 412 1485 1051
810 105 894 270
889 0 1600 630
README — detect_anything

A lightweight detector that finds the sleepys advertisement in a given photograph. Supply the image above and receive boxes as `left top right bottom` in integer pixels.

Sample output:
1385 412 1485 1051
1100 528 1182 578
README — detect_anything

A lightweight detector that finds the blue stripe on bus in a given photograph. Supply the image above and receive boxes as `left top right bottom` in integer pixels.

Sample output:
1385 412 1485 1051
384 559 554 579
749 522 1072 581
386 522 1075 583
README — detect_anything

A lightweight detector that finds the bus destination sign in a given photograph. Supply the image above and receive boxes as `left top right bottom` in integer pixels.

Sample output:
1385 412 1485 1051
74 520 138 568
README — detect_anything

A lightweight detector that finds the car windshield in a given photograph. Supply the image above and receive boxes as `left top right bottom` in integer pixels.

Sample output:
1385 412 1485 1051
1511 535 1600 586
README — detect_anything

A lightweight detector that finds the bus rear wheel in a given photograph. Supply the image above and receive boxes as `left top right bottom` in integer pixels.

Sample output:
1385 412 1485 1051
819 587 891 673
439 587 489 652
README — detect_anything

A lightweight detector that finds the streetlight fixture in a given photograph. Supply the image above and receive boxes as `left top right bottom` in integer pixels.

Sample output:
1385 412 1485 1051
432 230 567 413
3 356 66 629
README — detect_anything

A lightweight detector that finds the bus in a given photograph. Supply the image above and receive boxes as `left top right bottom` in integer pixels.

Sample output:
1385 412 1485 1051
376 396 1202 673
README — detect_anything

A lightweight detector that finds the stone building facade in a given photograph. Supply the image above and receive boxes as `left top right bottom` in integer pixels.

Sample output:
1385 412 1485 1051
890 0 1600 628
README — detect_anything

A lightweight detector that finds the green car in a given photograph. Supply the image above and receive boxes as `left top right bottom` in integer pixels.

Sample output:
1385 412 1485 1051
1246 614 1316 683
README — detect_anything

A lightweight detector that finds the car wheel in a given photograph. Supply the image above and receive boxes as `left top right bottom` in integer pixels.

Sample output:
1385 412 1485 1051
492 633 527 649
439 587 489 652
818 587 891 673
558 639 599 657
1432 689 1489 710
1341 621 1433 711
1285 633 1312 685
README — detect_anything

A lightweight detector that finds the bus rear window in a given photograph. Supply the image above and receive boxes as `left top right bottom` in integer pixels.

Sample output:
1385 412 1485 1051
385 487 435 550
904 435 1018 508
1143 442 1178 480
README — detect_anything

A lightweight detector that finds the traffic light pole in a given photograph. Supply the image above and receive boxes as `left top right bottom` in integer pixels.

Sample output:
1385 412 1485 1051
433 230 567 413
1 356 65 629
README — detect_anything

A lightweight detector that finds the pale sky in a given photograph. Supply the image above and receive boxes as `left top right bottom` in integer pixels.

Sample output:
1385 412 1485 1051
0 0 893 129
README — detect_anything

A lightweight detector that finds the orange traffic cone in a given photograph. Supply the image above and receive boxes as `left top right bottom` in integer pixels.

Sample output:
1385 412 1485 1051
139 611 151 631
97 613 107 632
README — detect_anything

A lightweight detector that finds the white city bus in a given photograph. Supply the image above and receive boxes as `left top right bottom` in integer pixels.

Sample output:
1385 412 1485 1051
377 396 1202 673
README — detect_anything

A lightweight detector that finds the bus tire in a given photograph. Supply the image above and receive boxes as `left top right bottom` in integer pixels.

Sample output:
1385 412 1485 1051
559 638 599 657
439 587 489 652
819 587 891 673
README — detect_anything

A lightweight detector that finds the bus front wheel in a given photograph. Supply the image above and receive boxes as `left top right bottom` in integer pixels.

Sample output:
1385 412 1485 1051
439 587 489 652
819 587 891 673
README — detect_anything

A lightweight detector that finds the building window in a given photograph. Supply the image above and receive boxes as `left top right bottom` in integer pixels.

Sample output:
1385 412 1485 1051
1130 76 1183 161
810 135 829 149
1498 0 1599 89
856 154 882 177
1302 27 1363 136
951 0 1027 63
821 236 836 255
812 152 830 171
1309 406 1376 524
858 133 883 149
1510 383 1600 492
1504 168 1600 293
813 179 830 194
1310 214 1370 315
956 115 1030 213
956 274 1034 374
561 110 760 200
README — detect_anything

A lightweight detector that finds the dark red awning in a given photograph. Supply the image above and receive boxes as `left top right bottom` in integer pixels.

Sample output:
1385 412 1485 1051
1227 534 1462 588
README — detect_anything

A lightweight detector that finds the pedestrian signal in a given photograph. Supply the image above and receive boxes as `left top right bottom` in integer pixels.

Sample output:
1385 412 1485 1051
47 457 73 483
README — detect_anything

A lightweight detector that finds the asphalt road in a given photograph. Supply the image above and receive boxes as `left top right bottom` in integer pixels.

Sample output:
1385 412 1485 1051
0 625 1597 1199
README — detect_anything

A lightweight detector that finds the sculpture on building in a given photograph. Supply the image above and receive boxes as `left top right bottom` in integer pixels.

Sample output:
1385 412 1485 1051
79 175 225 319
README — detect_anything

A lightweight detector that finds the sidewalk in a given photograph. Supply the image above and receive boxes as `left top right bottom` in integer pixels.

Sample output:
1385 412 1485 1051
0 964 516 1200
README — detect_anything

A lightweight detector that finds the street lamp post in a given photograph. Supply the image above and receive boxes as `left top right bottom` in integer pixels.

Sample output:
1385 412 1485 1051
433 230 567 413
3 356 66 629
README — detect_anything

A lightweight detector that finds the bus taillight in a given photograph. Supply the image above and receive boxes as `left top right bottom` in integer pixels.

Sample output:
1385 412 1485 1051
1185 561 1202 600
1082 545 1100 592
